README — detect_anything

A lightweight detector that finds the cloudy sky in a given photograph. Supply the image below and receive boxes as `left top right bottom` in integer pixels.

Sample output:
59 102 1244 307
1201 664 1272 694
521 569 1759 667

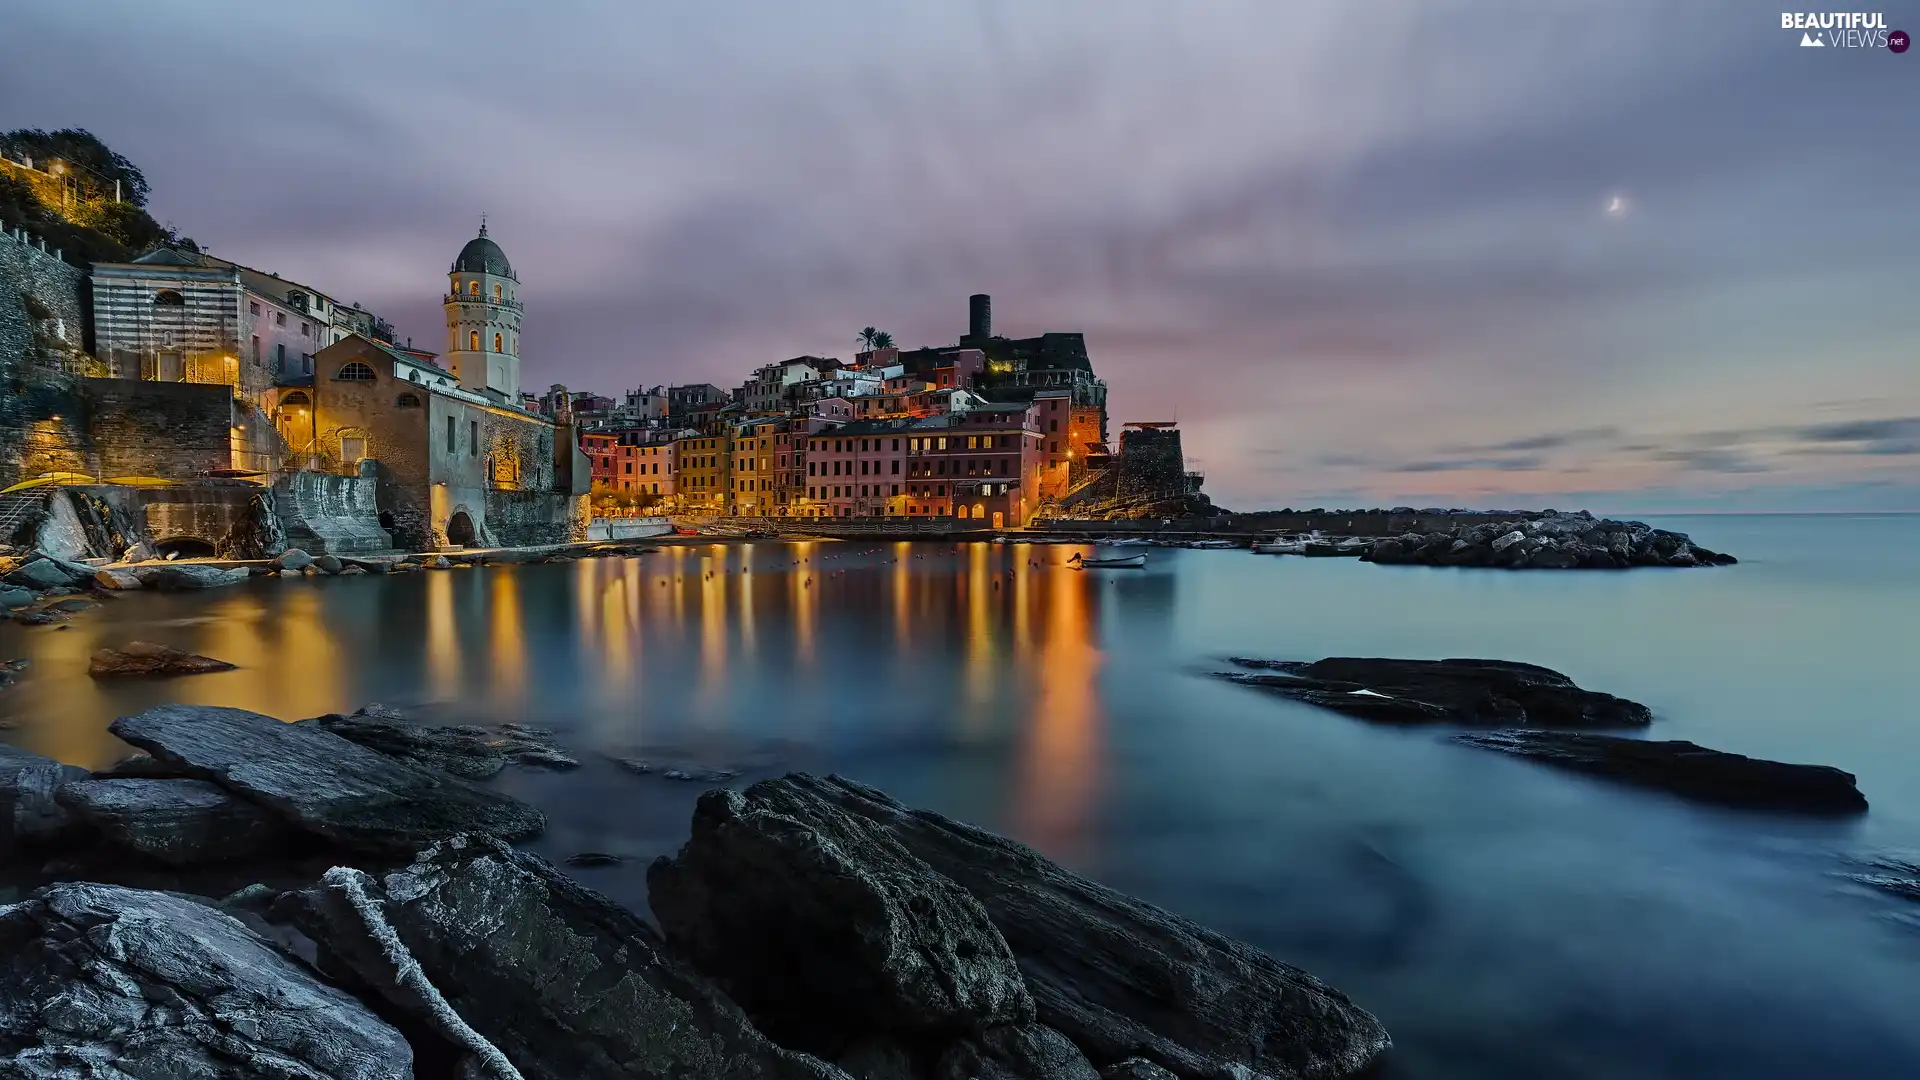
7 1 1916 512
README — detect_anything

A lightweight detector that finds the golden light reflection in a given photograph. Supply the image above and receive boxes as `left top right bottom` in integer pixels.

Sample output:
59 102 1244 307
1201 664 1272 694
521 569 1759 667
961 542 995 737
490 568 526 706
699 555 727 706
738 546 756 661
1014 564 1103 860
891 540 912 648
791 541 816 665
426 567 461 700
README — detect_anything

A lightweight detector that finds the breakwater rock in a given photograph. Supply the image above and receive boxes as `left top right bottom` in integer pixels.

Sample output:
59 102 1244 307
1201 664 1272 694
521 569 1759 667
1359 510 1737 569
1453 730 1868 814
1219 657 1655 728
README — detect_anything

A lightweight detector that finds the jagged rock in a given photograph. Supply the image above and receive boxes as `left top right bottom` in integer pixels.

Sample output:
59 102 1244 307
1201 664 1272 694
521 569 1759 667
286 834 849 1080
93 752 191 779
88 640 237 677
274 548 314 571
835 1037 918 1080
1453 730 1867 814
1100 1059 1178 1080
0 882 413 1079
315 554 344 574
121 540 156 562
0 587 33 609
711 775 1389 1080
1361 511 1733 570
1848 858 1920 903
1 744 89 859
514 747 581 769
56 778 289 866
616 757 741 783
0 658 26 691
110 704 545 854
4 555 90 590
1219 656 1653 728
134 564 250 590
425 555 454 569
649 786 1033 1051
303 707 511 780
935 1025 1099 1080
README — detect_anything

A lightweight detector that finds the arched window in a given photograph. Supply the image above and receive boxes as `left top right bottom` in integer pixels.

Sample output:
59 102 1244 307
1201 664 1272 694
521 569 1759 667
336 362 376 381
468 331 480 351
409 370 421 382
280 390 311 409
493 333 503 353
468 280 479 296
153 289 184 306
492 283 502 301
396 392 422 408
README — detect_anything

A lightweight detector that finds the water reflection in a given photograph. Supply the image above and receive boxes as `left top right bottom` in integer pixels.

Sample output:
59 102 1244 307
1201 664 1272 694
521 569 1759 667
1015 565 1104 860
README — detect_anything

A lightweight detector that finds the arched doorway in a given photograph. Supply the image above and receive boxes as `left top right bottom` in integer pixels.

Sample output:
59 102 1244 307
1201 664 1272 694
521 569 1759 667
277 391 314 459
446 511 476 548
153 537 218 560
992 511 1004 529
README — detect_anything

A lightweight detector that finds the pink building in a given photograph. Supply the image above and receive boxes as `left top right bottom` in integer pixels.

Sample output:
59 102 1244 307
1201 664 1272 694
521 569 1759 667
801 421 911 518
904 402 1046 527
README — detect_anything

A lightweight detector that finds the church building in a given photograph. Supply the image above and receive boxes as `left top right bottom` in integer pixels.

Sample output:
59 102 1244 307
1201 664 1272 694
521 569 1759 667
300 224 588 549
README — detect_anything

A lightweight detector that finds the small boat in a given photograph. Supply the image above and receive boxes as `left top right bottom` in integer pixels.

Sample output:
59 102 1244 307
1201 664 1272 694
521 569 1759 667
1069 552 1146 569
1099 537 1153 547
1251 539 1305 555
1186 539 1239 550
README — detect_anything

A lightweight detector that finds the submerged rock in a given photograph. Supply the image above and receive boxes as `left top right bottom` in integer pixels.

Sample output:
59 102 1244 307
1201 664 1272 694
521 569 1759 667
56 777 289 866
110 704 545 854
88 640 237 678
701 775 1389 1080
1848 858 1920 903
1360 510 1737 570
3 555 92 590
0 882 413 1079
0 658 26 691
1453 730 1868 814
1219 656 1653 728
650 786 1033 1052
304 706 511 779
286 834 849 1080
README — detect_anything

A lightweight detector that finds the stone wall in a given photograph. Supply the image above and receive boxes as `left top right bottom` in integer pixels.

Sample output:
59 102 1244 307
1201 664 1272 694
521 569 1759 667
83 378 234 479
0 226 92 486
140 482 284 558
275 463 393 554
483 488 590 548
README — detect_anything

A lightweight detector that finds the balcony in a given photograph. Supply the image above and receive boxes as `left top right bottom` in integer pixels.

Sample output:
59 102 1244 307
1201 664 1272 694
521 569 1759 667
443 293 525 312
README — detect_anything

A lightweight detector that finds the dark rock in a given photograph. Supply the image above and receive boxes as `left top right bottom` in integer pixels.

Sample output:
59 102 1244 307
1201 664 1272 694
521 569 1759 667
0 657 26 691
4 555 90 589
134 564 251 590
514 747 582 769
110 704 545 854
304 708 510 779
11 610 66 626
56 778 289 866
1220 656 1653 728
1 744 89 858
617 756 741 782
88 640 237 677
567 851 624 867
835 1036 920 1080
1101 1059 1179 1080
650 786 1032 1051
935 1024 1099 1080
1848 859 1920 903
93 752 192 779
48 596 94 612
0 882 413 1079
425 555 454 569
314 554 345 574
287 834 848 1080
1453 730 1868 814
0 586 35 609
719 775 1388 1080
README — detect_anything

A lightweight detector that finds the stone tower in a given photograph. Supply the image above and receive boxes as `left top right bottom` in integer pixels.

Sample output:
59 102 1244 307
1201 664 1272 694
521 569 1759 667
445 221 522 401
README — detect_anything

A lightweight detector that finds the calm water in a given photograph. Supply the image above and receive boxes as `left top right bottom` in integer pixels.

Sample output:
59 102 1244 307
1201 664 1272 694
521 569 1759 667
4 515 1919 1079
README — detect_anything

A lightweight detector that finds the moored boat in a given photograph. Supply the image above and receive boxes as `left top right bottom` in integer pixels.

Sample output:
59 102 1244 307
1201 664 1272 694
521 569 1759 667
1069 552 1148 569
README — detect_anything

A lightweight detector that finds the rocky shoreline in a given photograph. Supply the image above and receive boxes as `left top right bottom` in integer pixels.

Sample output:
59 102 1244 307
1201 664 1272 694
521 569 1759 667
1356 510 1736 570
0 703 1391 1080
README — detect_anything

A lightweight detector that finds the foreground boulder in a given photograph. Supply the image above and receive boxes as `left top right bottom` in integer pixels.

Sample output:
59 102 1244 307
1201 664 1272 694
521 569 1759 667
701 775 1389 1080
1 744 89 859
935 1024 1100 1080
56 777 290 865
285 835 849 1080
133 563 250 590
0 882 414 1079
3 554 93 590
88 640 237 677
649 787 1033 1053
303 706 512 779
1453 730 1868 814
1361 510 1736 570
1219 657 1653 728
110 704 545 854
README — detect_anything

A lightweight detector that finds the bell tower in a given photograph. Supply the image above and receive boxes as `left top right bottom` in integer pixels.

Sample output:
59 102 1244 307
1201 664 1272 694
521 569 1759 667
445 219 523 401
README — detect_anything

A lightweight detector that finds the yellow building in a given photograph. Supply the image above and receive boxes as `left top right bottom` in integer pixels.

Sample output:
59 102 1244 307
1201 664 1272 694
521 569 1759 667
673 432 731 512
730 419 783 516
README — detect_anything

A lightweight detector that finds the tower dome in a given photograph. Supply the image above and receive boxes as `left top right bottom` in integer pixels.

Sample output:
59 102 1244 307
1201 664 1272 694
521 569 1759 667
451 223 515 280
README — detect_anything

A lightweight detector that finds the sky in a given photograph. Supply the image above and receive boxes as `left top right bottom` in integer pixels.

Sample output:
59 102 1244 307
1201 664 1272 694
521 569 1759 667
5 0 1916 513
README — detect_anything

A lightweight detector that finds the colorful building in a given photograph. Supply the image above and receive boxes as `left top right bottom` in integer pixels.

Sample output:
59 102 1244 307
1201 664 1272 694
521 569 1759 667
802 421 910 518
673 431 731 512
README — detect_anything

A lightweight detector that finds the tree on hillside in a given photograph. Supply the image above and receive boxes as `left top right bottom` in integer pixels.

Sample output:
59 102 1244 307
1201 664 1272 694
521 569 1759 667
1 128 151 206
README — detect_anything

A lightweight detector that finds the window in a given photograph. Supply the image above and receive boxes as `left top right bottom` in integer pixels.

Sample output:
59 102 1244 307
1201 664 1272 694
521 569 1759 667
446 416 455 453
337 362 376 381
809 462 816 476
471 421 479 456
154 289 184 306
1050 419 1059 433
341 436 366 462
937 437 947 450
249 302 261 316
396 393 421 408
469 281 480 296
968 436 978 449
280 391 310 408
891 459 900 475
469 331 480 351
250 335 261 363
1050 441 1059 454
891 484 899 495
275 342 286 369
493 283 502 301
276 312 286 326
493 333 503 353
300 323 310 337
861 461 869 476
1001 458 1011 474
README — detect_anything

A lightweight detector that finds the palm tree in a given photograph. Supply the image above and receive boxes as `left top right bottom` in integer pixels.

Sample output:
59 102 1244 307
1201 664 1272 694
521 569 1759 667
857 327 879 351
871 330 895 350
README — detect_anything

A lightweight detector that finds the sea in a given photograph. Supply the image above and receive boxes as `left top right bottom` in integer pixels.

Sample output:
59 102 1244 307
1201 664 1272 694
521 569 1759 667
3 513 1917 1079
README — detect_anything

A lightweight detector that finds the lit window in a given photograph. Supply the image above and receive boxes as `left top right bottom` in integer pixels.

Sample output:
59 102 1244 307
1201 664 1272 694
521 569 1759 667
493 283 502 301
336 362 376 381
469 281 480 296
493 333 503 352
469 331 480 351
